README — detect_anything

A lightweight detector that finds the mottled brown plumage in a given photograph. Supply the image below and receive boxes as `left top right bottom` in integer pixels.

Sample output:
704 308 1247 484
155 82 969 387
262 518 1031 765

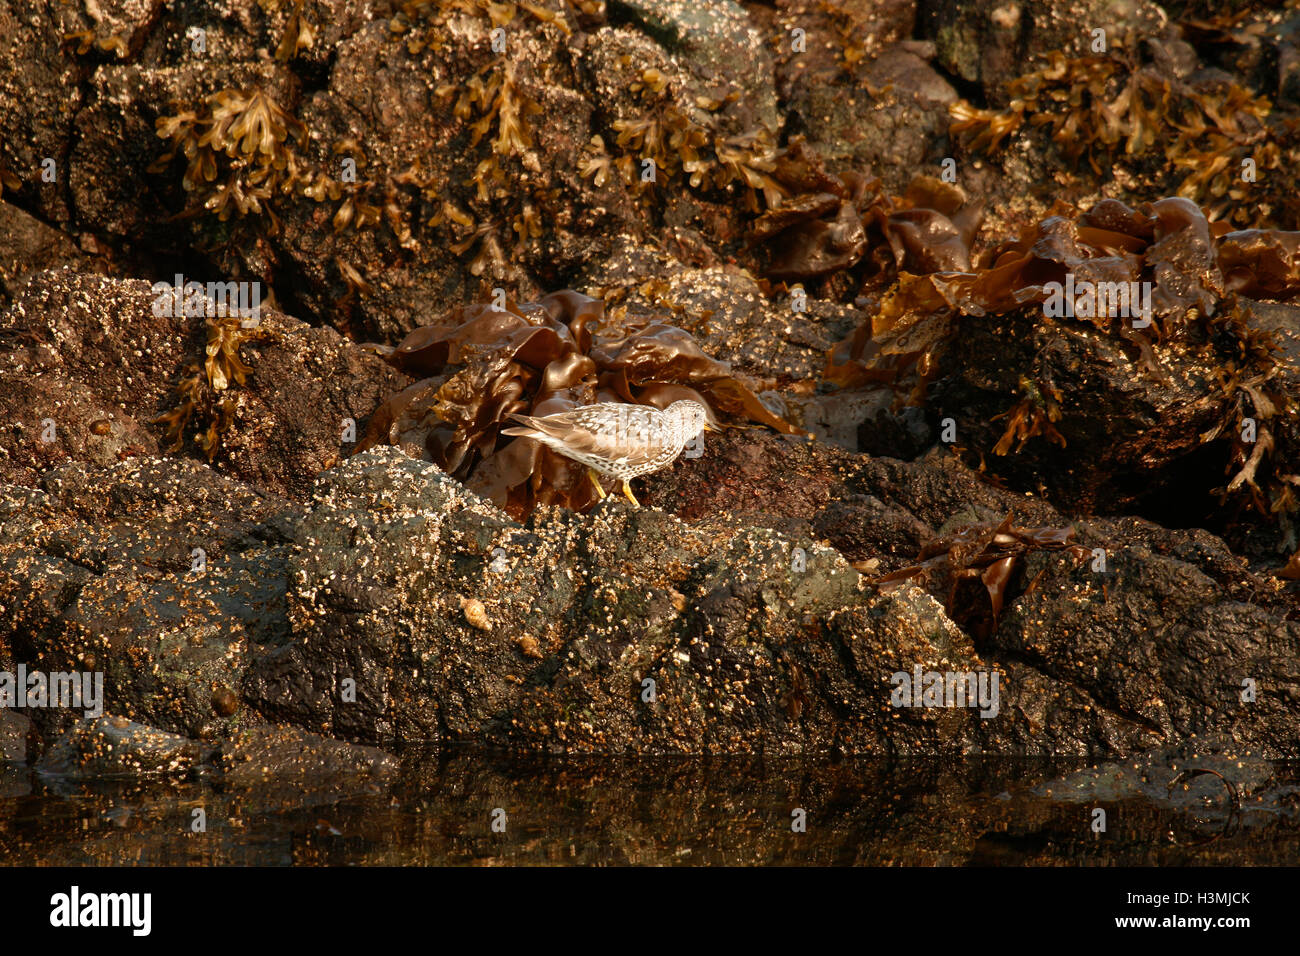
501 400 715 505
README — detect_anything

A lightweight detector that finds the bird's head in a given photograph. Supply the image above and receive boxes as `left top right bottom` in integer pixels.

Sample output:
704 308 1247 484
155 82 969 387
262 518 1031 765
667 399 719 439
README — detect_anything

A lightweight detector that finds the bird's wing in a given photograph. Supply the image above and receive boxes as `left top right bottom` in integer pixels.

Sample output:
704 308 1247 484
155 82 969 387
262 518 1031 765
502 405 672 469
572 406 675 467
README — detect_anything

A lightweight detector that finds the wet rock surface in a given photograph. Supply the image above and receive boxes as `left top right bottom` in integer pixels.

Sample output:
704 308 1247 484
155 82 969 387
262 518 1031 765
0 0 1298 866
32 715 394 784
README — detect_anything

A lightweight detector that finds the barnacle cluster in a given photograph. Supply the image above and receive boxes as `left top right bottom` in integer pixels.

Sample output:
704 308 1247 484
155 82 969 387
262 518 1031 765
949 43 1299 227
356 290 796 517
154 315 275 461
826 195 1300 533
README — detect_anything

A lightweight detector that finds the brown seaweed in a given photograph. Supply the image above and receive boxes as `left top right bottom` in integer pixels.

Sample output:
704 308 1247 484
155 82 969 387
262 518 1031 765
949 45 1296 227
826 195 1298 530
358 290 798 517
863 513 1090 639
154 315 275 461
150 88 311 229
752 140 984 286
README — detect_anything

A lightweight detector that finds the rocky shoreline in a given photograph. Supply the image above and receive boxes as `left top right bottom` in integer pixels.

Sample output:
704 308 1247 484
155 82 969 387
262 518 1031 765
1 0 1298 789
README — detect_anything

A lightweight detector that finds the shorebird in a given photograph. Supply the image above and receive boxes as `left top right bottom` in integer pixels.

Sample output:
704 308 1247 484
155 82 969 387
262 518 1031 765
501 399 718 506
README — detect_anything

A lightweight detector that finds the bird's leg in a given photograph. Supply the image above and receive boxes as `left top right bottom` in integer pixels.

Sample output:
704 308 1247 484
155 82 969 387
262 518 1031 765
621 480 640 507
587 467 607 500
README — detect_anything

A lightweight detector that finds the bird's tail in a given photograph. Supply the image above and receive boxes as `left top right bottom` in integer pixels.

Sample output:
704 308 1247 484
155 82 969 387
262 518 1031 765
501 413 579 444
500 413 542 437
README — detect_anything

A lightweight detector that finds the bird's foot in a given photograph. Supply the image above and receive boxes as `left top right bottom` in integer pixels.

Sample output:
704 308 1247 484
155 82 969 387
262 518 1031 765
620 480 640 507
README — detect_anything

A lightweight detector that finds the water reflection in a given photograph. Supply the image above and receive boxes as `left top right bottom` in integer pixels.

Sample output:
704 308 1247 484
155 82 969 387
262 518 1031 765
2 750 1297 866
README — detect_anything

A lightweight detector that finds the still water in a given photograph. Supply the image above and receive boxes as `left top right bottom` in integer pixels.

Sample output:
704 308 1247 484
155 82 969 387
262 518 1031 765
2 750 1297 865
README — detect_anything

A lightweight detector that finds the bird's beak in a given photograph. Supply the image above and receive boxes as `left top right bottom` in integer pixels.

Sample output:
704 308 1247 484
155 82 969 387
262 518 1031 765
704 422 720 433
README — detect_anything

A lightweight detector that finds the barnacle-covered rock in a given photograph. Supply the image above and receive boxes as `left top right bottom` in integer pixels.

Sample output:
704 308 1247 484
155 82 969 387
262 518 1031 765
3 439 1298 762
0 202 106 307
34 716 397 783
781 41 958 195
756 0 916 85
74 60 299 242
280 4 627 339
989 521 1300 755
919 0 1169 94
0 457 289 747
606 0 780 135
0 0 86 226
0 270 407 498
54 0 166 62
36 717 206 778
577 14 788 263
234 450 1046 753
